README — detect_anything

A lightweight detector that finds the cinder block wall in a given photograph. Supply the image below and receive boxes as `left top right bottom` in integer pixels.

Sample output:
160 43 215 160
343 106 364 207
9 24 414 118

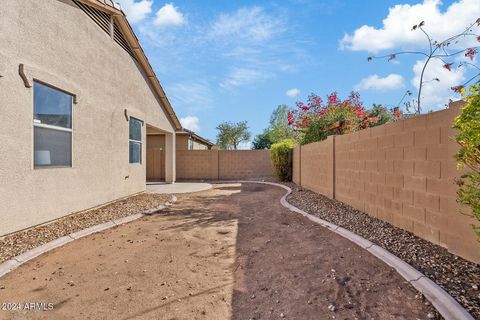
292 146 301 184
292 103 480 263
176 150 219 180
219 150 273 179
299 136 335 198
176 150 273 180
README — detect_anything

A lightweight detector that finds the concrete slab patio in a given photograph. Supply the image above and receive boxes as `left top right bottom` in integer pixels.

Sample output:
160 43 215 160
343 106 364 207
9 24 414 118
146 182 212 194
0 183 436 319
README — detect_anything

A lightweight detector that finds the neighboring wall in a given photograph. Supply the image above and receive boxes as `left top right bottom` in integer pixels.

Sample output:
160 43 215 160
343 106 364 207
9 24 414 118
292 103 480 263
0 0 175 235
177 150 273 180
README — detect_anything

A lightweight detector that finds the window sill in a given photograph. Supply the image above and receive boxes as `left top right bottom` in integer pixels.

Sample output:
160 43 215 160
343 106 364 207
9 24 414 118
34 165 72 170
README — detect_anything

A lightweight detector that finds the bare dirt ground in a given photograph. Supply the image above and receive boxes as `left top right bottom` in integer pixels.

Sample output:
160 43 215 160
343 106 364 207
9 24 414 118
0 183 434 319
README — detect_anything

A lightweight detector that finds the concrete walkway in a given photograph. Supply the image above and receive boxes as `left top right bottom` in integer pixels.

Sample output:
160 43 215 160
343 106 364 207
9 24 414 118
146 182 212 194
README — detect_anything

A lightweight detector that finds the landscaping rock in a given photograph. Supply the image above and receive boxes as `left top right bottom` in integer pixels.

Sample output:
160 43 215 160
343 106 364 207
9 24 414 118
0 193 172 265
285 183 480 319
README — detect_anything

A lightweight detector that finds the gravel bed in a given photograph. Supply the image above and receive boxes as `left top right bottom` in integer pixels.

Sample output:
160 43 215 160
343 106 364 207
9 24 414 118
284 183 480 319
0 193 172 264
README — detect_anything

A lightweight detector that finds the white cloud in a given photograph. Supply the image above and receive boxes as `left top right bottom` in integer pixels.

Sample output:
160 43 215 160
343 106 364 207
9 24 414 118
210 7 283 42
117 0 152 24
180 116 200 132
411 58 465 110
340 0 480 52
355 74 404 91
154 3 185 28
286 88 300 98
220 68 272 89
167 81 213 112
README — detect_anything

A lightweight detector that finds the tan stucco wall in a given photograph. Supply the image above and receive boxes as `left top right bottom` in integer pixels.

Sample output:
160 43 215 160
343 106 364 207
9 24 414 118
292 103 480 263
0 0 175 236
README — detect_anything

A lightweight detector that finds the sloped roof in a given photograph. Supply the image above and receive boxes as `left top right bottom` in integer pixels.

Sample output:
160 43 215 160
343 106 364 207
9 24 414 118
76 0 182 130
178 129 215 147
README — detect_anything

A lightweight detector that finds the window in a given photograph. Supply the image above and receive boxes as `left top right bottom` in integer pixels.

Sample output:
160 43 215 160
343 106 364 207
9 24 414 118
33 81 73 168
129 117 142 163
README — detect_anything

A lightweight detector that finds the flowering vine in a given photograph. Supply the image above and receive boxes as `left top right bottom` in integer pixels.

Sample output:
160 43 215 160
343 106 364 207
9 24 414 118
368 18 480 113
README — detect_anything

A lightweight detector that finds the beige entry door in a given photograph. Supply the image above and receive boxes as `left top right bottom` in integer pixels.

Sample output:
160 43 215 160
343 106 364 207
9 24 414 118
146 148 164 180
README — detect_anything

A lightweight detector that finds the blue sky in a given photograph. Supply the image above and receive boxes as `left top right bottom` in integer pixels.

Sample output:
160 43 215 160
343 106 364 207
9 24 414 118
117 0 480 146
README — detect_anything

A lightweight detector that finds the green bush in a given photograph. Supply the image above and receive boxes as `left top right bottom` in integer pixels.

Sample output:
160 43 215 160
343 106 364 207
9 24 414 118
270 139 296 181
453 85 480 238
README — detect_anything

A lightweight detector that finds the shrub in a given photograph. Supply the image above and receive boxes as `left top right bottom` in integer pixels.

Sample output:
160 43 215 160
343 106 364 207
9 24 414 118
288 92 398 145
453 85 480 238
270 139 296 181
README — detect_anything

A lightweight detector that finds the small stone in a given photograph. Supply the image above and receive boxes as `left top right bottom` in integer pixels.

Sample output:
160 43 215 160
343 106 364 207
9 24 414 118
0 285 5 290
250 294 256 299
104 288 110 291
126 286 132 291
307 300 312 304
427 312 435 319
162 296 168 300
472 284 478 290
280 313 285 318
328 304 337 312
68 281 75 287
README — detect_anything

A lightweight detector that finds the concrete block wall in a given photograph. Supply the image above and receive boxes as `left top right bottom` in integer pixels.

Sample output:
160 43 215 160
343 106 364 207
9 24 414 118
219 150 274 179
176 150 218 180
176 150 273 180
292 146 301 185
292 103 480 263
298 136 335 198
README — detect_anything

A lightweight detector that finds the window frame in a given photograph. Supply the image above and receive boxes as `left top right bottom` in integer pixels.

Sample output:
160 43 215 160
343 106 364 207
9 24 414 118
129 117 143 164
33 80 74 169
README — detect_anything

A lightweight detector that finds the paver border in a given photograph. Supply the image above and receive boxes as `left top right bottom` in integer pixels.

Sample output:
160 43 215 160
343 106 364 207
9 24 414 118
0 195 176 279
226 181 474 320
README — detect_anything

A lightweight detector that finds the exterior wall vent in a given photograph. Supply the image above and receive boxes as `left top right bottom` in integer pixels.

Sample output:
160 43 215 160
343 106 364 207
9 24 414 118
72 0 136 59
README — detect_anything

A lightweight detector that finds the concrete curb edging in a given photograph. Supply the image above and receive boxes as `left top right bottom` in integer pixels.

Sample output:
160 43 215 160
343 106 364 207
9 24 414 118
230 180 474 320
0 195 176 279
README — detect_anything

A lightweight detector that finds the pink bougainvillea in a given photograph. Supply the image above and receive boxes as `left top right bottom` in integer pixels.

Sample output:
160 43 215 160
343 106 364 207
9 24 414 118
465 48 477 61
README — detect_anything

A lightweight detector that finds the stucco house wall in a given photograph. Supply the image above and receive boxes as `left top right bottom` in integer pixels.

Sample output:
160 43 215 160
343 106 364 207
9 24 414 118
0 0 177 236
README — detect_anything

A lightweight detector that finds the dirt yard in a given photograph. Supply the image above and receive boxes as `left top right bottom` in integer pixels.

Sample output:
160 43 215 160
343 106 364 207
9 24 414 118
0 183 435 319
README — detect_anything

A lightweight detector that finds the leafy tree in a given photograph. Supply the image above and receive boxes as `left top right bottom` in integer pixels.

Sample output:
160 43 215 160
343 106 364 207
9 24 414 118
216 121 251 150
454 85 480 238
252 105 299 149
269 105 299 143
368 19 480 113
369 104 392 127
252 130 273 149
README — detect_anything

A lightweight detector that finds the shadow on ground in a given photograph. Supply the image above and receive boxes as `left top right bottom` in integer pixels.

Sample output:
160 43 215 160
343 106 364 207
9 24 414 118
0 183 434 320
